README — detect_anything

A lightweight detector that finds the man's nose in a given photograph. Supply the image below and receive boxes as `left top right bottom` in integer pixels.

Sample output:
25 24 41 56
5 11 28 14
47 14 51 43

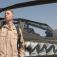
5 14 8 16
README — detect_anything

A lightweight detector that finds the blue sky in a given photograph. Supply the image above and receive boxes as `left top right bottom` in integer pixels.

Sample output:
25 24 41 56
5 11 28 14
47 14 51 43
0 0 57 36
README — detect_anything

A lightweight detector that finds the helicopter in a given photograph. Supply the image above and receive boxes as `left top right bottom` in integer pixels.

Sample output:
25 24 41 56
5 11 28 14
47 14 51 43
0 0 57 57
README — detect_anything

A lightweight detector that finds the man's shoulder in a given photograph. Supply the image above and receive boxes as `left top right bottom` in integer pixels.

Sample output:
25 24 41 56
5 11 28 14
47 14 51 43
0 24 8 32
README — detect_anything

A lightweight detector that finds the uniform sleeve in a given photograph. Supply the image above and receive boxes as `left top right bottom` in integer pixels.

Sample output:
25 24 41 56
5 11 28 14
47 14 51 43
18 28 25 57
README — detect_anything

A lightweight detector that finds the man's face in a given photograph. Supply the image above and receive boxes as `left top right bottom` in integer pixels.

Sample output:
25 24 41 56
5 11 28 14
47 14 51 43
5 10 13 21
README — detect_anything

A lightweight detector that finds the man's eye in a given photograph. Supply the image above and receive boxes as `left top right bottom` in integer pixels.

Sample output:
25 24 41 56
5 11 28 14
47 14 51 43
6 13 10 15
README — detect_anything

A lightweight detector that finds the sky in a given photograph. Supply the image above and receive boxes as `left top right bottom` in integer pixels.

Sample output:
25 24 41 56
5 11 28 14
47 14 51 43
0 0 57 36
0 0 57 55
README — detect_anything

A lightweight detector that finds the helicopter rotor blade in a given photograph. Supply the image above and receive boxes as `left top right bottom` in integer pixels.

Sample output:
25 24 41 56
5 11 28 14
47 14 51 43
0 0 57 12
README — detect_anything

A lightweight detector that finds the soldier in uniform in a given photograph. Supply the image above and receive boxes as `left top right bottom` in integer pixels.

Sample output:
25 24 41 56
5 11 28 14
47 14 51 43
0 10 25 57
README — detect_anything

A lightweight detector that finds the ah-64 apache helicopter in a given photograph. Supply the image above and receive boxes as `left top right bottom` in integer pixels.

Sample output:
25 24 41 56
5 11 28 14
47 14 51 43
0 0 57 57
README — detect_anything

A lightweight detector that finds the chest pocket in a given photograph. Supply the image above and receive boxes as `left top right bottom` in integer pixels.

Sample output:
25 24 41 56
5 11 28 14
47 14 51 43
0 28 7 37
12 29 18 39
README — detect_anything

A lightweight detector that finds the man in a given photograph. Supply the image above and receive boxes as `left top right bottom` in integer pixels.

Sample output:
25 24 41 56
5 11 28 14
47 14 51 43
0 10 25 57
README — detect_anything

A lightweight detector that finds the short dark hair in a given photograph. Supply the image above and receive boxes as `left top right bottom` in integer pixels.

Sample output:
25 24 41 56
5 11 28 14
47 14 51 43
5 9 14 14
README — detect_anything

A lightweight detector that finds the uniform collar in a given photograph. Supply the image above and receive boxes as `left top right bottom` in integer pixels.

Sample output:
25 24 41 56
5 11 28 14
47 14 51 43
3 24 16 31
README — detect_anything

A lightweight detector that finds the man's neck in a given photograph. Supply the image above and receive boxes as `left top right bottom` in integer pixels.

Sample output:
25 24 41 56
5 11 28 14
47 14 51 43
6 20 13 28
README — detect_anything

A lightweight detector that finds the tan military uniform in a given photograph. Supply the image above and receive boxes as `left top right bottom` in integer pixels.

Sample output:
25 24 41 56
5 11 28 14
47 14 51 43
0 24 25 57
